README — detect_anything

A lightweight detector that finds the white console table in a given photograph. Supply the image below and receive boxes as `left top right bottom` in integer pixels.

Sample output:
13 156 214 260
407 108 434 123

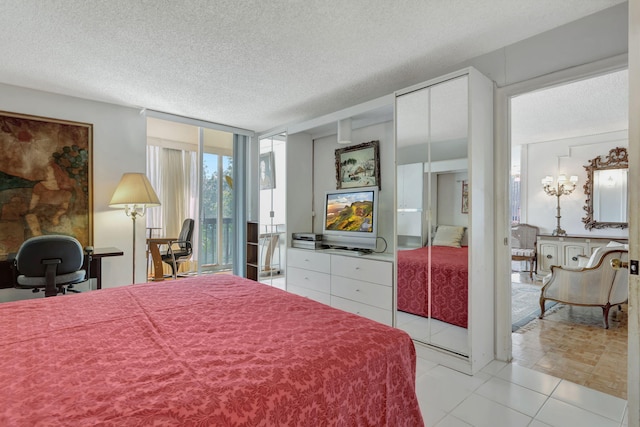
536 234 628 275
286 248 393 326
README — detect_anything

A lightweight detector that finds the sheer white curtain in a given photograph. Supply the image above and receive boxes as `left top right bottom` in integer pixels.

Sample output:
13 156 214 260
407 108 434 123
146 142 198 240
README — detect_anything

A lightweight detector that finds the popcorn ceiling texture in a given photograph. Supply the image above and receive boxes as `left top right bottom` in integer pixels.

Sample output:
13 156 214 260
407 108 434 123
0 0 623 132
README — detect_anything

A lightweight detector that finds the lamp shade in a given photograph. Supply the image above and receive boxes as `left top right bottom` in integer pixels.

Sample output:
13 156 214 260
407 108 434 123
109 173 160 208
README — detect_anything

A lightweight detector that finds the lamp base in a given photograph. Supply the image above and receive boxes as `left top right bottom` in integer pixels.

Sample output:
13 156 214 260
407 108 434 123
552 228 567 236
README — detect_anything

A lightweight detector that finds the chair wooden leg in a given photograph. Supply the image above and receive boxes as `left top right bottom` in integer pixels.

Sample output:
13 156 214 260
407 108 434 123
529 258 534 279
602 303 611 329
539 296 546 319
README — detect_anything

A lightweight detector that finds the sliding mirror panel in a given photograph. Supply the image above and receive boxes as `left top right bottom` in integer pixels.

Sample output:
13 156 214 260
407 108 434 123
396 75 470 356
258 134 287 289
395 68 494 374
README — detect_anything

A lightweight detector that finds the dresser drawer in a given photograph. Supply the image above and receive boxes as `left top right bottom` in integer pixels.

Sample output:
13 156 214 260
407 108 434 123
330 296 392 326
330 255 392 286
288 285 331 305
331 276 392 310
287 266 330 294
287 248 331 273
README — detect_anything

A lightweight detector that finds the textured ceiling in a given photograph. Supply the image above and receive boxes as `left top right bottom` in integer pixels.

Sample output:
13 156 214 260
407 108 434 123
0 0 625 133
511 69 628 145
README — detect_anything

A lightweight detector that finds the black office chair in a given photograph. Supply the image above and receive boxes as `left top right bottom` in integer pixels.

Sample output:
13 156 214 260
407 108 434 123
14 235 92 297
161 218 194 279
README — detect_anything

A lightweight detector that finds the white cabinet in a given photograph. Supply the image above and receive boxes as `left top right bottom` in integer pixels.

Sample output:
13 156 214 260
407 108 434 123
286 248 393 325
286 250 331 305
536 235 628 274
395 67 494 375
397 163 423 211
397 163 424 238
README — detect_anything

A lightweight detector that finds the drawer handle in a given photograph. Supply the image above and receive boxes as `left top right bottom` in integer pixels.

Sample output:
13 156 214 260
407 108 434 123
571 256 578 261
355 267 360 270
546 254 552 259
355 289 360 292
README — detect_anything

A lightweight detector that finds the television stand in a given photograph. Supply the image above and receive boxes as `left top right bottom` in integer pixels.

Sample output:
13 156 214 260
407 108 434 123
327 247 372 256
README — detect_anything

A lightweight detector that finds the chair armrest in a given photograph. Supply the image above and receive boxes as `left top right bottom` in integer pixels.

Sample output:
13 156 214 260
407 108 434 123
165 240 193 256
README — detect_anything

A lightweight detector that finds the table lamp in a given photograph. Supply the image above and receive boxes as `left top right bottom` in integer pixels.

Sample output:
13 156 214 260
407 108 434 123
109 173 161 283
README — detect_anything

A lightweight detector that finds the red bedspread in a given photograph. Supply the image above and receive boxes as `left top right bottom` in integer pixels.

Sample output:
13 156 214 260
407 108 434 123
397 246 468 328
0 274 423 426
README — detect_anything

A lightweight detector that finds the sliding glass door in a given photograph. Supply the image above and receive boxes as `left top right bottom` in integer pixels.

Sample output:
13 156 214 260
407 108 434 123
146 118 235 278
200 151 234 272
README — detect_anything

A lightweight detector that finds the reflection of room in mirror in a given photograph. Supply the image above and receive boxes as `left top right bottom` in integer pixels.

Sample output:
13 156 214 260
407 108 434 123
593 168 628 222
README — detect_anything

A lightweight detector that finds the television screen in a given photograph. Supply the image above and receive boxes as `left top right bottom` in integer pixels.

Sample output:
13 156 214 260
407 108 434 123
325 190 375 233
322 187 378 251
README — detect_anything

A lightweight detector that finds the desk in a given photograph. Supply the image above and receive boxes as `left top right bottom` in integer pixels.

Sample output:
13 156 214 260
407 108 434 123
147 237 176 281
90 247 124 289
0 247 123 290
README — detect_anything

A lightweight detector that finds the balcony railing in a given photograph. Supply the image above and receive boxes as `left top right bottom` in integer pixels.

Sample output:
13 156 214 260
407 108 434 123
201 217 233 267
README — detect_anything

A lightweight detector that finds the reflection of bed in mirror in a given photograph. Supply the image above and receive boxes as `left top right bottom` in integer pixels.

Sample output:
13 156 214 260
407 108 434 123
397 245 468 328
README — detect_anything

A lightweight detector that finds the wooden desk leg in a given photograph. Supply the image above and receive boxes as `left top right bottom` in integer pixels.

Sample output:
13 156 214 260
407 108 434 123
149 242 164 281
95 258 102 289
89 257 103 290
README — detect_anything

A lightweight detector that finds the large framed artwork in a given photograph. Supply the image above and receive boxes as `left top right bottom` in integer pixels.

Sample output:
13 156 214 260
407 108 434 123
335 140 381 189
0 111 93 257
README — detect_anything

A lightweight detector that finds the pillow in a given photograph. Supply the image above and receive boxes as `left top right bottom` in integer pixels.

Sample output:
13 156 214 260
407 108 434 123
606 240 629 250
586 246 607 268
432 225 465 248
586 242 627 268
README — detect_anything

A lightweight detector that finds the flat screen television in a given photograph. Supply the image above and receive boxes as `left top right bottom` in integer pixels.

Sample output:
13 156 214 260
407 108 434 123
322 187 378 251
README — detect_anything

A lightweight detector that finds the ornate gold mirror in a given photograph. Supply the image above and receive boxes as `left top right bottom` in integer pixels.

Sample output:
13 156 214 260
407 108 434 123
582 146 628 230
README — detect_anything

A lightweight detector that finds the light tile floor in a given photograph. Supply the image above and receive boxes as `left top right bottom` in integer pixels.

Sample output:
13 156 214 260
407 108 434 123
416 357 628 427
511 273 627 399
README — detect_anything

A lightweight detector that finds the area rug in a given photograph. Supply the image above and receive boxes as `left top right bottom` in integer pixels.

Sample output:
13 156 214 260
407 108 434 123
512 282 556 332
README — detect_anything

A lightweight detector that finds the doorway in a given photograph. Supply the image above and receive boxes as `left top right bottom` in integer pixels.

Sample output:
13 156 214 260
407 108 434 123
500 64 629 399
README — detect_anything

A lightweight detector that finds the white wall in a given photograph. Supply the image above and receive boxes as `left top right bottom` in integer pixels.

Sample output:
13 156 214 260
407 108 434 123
0 83 147 287
523 131 628 238
436 171 469 228
460 3 628 88
311 121 394 253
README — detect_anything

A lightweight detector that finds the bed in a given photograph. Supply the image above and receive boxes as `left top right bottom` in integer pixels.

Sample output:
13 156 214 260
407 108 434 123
0 274 424 426
397 245 468 328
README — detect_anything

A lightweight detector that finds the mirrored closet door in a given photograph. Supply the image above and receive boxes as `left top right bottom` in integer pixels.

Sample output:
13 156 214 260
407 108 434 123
258 134 287 289
395 68 494 374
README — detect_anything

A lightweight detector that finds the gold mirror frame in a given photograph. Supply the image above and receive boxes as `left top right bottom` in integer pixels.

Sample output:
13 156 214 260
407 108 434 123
582 146 628 230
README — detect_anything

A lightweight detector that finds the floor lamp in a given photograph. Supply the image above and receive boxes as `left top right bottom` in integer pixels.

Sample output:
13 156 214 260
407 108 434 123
541 174 578 236
109 173 161 284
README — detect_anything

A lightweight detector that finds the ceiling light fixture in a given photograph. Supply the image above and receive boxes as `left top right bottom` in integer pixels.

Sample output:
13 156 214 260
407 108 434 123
337 118 352 145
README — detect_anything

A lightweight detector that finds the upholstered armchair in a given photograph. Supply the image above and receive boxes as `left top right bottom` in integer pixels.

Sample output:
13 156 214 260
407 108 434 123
539 247 628 328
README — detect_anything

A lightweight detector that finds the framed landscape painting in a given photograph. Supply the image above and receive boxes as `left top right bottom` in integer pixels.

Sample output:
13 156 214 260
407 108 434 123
335 140 381 190
0 111 93 257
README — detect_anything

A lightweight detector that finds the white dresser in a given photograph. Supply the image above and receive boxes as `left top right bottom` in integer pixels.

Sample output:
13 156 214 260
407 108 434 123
286 248 393 325
536 234 628 274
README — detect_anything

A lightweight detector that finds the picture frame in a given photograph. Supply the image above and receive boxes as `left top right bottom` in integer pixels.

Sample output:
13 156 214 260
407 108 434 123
259 151 276 190
335 140 381 190
0 111 93 257
461 180 469 214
